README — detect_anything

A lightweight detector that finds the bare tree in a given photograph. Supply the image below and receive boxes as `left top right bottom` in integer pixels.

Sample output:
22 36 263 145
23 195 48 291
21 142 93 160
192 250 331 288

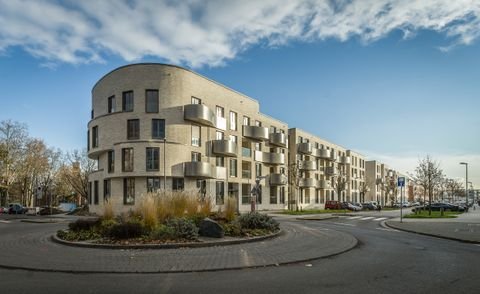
359 180 371 203
60 149 96 204
412 156 443 215
445 178 463 203
331 167 348 202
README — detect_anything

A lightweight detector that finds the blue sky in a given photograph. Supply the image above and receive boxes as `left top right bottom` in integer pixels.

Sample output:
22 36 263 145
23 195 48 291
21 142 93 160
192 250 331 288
0 0 479 186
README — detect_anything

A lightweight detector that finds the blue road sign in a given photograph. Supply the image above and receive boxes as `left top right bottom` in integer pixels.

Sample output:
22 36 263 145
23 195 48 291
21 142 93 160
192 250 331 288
397 177 405 187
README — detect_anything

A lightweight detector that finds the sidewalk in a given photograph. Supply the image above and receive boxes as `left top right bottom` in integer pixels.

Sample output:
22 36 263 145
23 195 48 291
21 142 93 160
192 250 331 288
385 205 480 243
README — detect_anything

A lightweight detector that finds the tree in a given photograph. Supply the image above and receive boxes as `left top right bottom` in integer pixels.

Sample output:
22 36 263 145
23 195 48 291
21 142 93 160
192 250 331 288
412 156 443 215
358 180 371 203
0 120 28 206
287 161 300 211
60 149 96 204
332 167 348 202
445 178 463 203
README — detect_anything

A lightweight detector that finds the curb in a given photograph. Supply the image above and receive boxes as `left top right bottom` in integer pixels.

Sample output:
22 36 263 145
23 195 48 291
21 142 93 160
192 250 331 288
384 221 480 244
51 230 283 250
21 219 65 224
296 216 339 221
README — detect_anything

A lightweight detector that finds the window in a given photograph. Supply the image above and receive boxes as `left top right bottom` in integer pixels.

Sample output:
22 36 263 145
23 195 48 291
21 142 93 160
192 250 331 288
228 183 239 199
191 97 201 104
192 125 201 146
298 136 303 143
270 187 277 204
255 120 261 127
243 116 250 126
104 179 111 202
146 147 159 171
197 179 206 197
216 156 224 167
270 126 277 134
172 178 184 191
123 178 135 205
216 106 224 118
255 142 261 151
92 126 98 148
191 152 201 162
146 90 159 113
242 161 251 179
255 163 262 178
108 96 115 113
94 181 99 205
229 159 237 177
215 131 224 141
242 183 251 204
280 187 285 204
242 141 251 157
229 135 237 143
147 177 161 193
229 111 237 130
87 130 90 151
152 119 165 139
127 119 139 140
216 181 225 205
122 91 134 112
88 182 92 204
315 189 319 203
122 148 134 172
107 151 115 173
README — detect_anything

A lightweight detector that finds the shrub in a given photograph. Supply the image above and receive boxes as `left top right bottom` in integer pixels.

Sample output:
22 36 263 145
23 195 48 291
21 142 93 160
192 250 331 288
68 218 100 232
199 196 213 218
103 201 114 220
99 218 118 235
221 221 242 237
107 219 145 239
149 224 175 241
238 212 279 232
165 217 199 240
57 229 100 241
137 194 158 230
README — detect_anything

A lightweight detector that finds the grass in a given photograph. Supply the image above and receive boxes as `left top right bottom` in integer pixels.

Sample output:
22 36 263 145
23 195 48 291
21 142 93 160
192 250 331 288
404 210 461 219
281 209 352 215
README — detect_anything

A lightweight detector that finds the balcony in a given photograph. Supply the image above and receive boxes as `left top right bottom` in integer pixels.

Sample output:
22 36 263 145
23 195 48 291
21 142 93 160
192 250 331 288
299 178 317 188
317 179 331 189
269 133 287 147
297 142 312 155
254 151 285 165
184 104 216 127
184 161 215 178
298 160 317 171
329 152 338 162
314 148 331 159
325 166 339 176
243 125 269 141
338 155 351 165
212 140 238 157
269 173 287 186
376 178 385 185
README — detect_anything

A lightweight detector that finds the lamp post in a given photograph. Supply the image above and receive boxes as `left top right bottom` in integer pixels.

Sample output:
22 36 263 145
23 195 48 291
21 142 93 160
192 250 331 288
460 162 468 209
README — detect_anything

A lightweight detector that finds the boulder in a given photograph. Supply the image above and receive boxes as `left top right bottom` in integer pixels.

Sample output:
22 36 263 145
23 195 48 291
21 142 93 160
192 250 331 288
198 218 224 238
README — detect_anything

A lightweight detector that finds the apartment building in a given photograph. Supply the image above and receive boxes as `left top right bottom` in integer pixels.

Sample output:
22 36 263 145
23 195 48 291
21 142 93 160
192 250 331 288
365 160 399 206
87 63 288 214
346 150 366 204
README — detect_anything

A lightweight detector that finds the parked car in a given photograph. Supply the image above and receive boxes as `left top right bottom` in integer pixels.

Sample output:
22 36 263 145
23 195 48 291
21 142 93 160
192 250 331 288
343 202 361 211
325 200 343 210
8 203 28 214
0 207 9 214
413 203 465 212
354 203 363 210
361 202 377 210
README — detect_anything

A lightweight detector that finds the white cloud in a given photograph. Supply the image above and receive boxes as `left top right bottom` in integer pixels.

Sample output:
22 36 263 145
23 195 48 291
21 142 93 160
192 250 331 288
0 0 479 67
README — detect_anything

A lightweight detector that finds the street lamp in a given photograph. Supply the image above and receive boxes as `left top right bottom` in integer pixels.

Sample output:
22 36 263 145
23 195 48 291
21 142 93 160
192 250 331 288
459 162 468 209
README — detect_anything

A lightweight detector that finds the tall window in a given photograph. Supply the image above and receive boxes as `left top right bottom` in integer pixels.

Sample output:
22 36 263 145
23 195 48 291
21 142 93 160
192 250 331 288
191 125 201 146
255 163 262 178
216 156 224 167
122 91 134 112
242 183 251 204
87 130 90 151
92 126 98 148
216 106 224 118
280 187 285 204
216 131 224 140
108 96 115 113
255 120 262 127
88 182 92 204
229 159 237 177
146 147 159 171
242 141 251 157
191 152 201 162
152 119 165 139
107 150 114 173
103 179 111 202
229 135 237 143
127 119 139 140
191 97 201 104
243 116 250 126
147 177 161 192
122 148 134 172
172 178 184 191
123 178 135 205
242 161 251 179
270 126 277 134
94 181 99 205
216 181 225 205
270 187 277 204
229 111 237 130
146 90 159 113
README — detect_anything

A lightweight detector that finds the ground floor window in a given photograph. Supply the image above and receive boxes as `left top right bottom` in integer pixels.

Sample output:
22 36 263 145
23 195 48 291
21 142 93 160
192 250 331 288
279 187 285 204
315 189 319 204
241 183 251 204
94 181 99 205
305 189 310 204
228 183 239 200
172 178 184 191
270 187 277 204
88 182 92 204
103 179 111 202
216 181 225 205
123 178 135 205
147 177 161 193
197 179 206 198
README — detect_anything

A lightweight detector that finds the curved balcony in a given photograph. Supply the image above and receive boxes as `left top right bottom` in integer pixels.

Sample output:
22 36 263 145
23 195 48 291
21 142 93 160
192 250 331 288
299 178 317 188
313 148 331 159
184 161 215 179
212 140 238 157
254 151 285 165
298 160 317 171
329 152 338 162
243 125 269 141
269 173 287 186
325 166 339 176
184 104 216 127
297 142 312 155
338 155 351 165
317 179 331 189
269 133 287 147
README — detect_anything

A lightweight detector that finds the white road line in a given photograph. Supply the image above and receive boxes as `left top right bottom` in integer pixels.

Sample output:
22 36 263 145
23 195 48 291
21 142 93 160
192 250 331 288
332 222 356 227
347 216 362 219
373 217 388 221
376 228 399 232
0 220 11 224
360 217 375 220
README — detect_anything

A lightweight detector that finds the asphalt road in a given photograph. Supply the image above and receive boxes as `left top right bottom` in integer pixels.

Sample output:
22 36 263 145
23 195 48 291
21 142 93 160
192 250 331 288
1 213 479 294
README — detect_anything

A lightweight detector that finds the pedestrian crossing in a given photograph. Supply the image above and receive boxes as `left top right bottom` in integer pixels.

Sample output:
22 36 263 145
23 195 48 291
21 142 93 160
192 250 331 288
344 216 388 222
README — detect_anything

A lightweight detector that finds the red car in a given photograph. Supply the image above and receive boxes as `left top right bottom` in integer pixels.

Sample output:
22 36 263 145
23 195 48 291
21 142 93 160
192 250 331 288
325 200 343 210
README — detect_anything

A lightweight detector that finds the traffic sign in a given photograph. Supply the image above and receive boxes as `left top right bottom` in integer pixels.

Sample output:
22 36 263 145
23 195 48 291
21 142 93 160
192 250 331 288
397 177 405 187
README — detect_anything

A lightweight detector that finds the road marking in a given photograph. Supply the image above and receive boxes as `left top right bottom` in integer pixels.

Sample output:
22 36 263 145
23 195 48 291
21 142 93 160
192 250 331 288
0 220 11 224
376 227 399 232
332 222 356 227
360 217 375 220
373 217 388 221
347 216 361 219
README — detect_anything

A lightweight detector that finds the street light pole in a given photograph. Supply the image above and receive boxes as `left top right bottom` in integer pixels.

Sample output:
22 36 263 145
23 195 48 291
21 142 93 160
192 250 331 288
460 162 468 210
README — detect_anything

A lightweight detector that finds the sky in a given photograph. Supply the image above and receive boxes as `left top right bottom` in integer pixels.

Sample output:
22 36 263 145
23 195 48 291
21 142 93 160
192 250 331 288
0 0 479 187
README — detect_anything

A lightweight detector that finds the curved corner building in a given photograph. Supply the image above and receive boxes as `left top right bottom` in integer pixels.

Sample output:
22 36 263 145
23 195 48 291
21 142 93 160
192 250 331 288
87 63 289 214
